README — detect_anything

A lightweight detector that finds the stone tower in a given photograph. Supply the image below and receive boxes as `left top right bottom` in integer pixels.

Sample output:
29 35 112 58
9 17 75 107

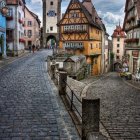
42 0 61 48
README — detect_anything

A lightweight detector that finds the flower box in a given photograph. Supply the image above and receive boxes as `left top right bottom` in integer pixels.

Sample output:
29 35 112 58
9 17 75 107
18 19 23 24
6 16 13 20
19 38 25 43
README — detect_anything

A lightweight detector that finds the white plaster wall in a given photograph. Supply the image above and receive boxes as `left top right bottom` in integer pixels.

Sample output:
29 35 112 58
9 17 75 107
45 0 58 33
112 38 125 61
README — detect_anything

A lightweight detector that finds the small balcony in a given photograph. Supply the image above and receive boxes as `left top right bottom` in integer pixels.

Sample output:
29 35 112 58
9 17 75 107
125 38 139 43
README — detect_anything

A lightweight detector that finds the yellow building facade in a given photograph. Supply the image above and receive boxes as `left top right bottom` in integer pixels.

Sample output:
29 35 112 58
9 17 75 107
58 0 103 75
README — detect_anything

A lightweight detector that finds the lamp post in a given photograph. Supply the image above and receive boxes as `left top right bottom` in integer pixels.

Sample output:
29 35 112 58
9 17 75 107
0 0 9 16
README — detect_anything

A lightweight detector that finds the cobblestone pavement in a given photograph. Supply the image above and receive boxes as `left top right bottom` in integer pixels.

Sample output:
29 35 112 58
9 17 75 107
0 50 80 140
86 72 140 140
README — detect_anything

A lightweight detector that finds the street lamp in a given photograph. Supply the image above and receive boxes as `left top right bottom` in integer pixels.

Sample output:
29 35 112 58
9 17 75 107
0 0 9 16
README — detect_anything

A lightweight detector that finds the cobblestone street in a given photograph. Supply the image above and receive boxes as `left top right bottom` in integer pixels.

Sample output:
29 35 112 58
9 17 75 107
0 50 80 140
86 73 140 139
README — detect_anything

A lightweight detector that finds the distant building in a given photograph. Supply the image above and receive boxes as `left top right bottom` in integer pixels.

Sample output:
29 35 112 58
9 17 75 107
0 0 7 58
24 6 41 49
40 27 43 48
104 33 110 73
6 0 26 56
58 0 107 75
123 0 140 73
42 0 61 48
112 25 126 71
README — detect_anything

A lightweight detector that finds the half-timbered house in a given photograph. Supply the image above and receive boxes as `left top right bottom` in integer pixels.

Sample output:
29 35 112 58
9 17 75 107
58 0 105 75
123 0 140 73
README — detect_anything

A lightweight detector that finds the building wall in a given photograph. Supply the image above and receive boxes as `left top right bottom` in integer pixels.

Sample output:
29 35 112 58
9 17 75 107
7 4 25 55
0 13 6 57
45 0 58 33
112 37 125 62
42 0 61 47
24 8 40 49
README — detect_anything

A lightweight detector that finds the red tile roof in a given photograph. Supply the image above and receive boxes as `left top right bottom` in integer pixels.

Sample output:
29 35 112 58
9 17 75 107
112 26 126 38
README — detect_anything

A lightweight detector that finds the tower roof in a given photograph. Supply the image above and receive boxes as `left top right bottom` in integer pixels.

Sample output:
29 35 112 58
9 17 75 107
112 25 126 38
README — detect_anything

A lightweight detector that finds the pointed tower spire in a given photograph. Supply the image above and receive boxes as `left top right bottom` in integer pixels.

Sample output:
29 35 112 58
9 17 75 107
119 19 121 27
83 0 91 2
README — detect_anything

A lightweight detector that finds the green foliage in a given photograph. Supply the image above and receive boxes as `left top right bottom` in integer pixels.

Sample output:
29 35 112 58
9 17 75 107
110 52 114 60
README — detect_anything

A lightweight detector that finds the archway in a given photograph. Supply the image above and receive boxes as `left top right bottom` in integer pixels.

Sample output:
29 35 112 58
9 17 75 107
46 35 57 49
114 62 122 72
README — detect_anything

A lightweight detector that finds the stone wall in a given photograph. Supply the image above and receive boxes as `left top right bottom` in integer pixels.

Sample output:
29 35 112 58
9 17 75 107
66 76 86 100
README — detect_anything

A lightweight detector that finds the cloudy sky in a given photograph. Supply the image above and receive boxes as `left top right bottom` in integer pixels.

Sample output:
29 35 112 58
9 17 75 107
26 0 126 37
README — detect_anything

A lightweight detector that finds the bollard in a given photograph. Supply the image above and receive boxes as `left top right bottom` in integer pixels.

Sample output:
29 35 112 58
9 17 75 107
82 98 100 140
59 71 67 95
51 64 55 79
54 64 59 85
47 56 51 73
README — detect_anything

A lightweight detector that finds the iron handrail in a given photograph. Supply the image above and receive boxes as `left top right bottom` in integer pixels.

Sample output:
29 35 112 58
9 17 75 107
54 71 82 119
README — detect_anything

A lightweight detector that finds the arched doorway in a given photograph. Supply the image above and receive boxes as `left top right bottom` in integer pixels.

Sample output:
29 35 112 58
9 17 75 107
114 62 122 72
46 35 57 49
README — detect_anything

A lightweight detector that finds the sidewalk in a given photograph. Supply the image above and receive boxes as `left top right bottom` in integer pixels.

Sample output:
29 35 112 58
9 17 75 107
122 78 140 90
0 50 30 68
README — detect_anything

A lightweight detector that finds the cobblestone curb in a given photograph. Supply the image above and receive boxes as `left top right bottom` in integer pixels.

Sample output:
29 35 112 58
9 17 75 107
121 78 140 90
0 51 31 69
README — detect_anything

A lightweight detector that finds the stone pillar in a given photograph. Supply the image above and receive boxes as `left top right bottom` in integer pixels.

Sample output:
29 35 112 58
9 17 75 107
47 56 51 73
55 63 59 85
82 99 100 140
51 64 55 79
59 71 67 95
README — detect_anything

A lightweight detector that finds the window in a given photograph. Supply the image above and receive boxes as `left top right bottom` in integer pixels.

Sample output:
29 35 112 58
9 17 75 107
71 12 79 18
117 50 119 53
6 29 13 40
28 21 32 26
24 30 26 36
28 30 32 36
116 56 120 59
99 43 101 49
117 38 120 41
117 44 120 47
19 31 20 38
50 1 53 5
7 8 13 17
18 12 21 19
90 43 93 49
95 59 97 64
28 41 32 46
50 27 53 31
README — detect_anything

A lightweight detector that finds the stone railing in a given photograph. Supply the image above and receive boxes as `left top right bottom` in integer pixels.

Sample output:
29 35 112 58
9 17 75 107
46 57 108 139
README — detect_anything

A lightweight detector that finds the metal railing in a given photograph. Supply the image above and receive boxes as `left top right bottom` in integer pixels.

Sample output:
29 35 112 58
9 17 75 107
54 71 82 119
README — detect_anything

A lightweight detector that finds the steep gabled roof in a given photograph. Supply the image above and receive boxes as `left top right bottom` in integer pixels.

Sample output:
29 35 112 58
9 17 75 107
82 0 106 31
112 26 126 38
58 0 101 30
25 6 41 26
